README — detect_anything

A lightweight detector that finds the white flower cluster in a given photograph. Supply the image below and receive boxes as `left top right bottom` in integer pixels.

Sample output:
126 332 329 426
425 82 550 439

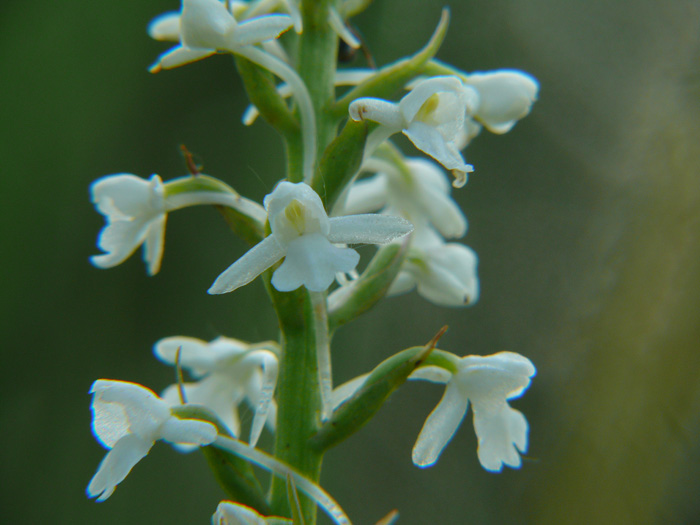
87 336 281 501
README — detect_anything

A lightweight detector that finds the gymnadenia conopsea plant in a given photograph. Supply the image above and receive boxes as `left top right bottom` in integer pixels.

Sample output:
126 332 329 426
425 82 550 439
87 1 539 523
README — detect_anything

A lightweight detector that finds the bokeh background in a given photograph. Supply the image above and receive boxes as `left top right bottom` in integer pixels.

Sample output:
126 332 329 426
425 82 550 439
2 0 700 523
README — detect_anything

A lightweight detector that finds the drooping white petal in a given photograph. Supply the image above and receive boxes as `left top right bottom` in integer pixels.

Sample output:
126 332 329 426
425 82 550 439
87 433 153 502
412 379 470 467
415 243 479 306
233 15 293 47
271 233 360 292
403 121 472 175
472 402 528 471
143 214 167 276
328 6 360 48
208 235 286 294
245 350 279 447
327 215 413 245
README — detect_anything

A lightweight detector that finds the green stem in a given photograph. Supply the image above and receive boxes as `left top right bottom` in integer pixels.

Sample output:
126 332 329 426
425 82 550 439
265 277 324 523
298 0 340 180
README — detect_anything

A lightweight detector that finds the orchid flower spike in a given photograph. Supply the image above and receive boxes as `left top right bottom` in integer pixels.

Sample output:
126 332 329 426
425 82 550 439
388 225 479 307
349 76 479 187
212 501 291 524
87 380 217 501
410 352 535 471
154 336 278 447
208 181 413 294
90 173 265 275
464 70 539 134
342 156 467 239
149 0 293 72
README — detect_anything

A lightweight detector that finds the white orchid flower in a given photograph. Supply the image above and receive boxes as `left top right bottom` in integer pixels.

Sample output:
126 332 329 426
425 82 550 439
154 336 278 447
349 76 479 187
342 156 467 239
149 0 293 72
90 174 167 276
148 1 294 61
90 173 266 275
388 226 479 307
149 0 319 182
87 380 217 501
464 70 539 134
410 352 535 471
212 501 291 524
208 181 413 294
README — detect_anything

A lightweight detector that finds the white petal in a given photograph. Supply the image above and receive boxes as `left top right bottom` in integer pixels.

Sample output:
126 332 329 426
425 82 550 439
417 243 479 307
91 380 170 442
412 379 470 467
181 0 235 50
87 433 152 501
208 235 285 294
349 98 404 130
148 12 181 42
386 271 417 297
331 374 369 409
212 501 270 524
459 352 536 400
150 45 216 72
162 380 242 439
244 350 278 447
90 219 151 270
399 76 466 123
409 366 451 384
403 121 473 174
154 336 247 375
472 402 528 471
341 175 388 215
160 416 217 446
265 181 331 241
143 214 167 276
466 70 539 134
91 174 162 218
232 15 293 47
327 215 413 244
328 6 360 48
271 234 359 292
154 336 216 372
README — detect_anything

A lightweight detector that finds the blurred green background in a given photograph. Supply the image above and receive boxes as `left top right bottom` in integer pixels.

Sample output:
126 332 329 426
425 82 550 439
2 0 700 523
